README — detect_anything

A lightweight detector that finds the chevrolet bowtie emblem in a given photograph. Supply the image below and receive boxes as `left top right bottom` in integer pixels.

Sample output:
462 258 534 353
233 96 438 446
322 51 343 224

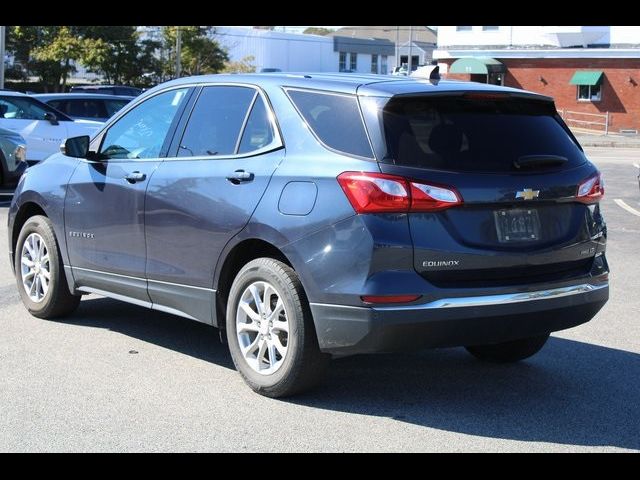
515 188 540 200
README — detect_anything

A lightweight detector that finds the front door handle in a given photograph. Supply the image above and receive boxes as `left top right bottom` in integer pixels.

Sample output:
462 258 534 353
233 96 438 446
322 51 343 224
226 169 254 185
124 171 147 184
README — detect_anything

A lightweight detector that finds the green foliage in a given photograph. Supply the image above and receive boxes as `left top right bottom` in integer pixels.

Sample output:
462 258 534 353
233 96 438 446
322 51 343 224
9 26 84 91
221 55 256 74
302 27 335 36
78 26 161 87
5 26 229 91
161 26 229 77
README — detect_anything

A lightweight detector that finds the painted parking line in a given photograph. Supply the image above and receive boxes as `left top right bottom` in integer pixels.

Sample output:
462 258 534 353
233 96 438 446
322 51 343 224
614 199 640 217
633 163 640 169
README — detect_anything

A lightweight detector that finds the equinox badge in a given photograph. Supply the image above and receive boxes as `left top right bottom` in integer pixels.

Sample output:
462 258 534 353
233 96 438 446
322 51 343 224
516 188 540 200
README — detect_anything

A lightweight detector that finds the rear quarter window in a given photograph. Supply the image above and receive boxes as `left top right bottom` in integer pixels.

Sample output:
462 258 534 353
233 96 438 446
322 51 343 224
286 89 373 159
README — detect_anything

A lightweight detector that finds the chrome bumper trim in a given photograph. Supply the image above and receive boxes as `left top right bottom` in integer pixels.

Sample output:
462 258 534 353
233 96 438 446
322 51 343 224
373 282 608 311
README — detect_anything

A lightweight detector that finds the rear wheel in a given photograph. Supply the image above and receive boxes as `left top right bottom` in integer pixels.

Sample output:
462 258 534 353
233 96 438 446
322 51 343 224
15 215 80 319
226 258 330 397
465 334 550 363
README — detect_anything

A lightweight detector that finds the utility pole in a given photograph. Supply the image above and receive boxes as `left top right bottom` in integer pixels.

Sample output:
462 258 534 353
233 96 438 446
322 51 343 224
395 26 399 69
408 25 413 74
175 26 182 78
0 26 5 89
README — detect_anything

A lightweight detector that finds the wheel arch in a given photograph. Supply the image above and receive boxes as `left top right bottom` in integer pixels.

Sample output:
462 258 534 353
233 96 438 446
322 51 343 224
11 201 48 269
214 238 295 328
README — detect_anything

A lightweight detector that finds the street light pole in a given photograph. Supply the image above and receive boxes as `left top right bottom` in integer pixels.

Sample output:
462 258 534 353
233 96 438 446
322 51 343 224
0 26 5 89
175 26 182 78
395 26 399 69
408 25 413 73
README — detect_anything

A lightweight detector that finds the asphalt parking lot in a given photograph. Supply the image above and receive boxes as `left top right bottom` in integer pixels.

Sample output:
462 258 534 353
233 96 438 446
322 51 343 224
0 147 639 452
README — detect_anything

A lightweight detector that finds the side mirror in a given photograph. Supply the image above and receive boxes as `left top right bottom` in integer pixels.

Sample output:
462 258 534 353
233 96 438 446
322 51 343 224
44 112 59 125
61 135 90 158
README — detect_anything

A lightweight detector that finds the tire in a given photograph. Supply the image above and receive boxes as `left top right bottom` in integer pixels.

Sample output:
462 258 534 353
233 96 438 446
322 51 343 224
226 258 330 398
14 215 80 319
465 334 550 363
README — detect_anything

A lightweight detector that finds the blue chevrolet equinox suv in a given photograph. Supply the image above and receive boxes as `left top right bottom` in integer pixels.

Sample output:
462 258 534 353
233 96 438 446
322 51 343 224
8 73 609 397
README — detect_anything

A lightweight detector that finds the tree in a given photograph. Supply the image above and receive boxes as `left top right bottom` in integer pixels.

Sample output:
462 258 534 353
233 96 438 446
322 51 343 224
162 27 228 78
302 27 335 36
221 55 256 74
10 26 88 92
78 26 162 87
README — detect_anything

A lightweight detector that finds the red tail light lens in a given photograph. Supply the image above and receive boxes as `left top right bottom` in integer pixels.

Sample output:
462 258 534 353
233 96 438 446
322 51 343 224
576 172 604 203
410 181 463 212
361 294 422 304
337 172 463 214
337 172 409 213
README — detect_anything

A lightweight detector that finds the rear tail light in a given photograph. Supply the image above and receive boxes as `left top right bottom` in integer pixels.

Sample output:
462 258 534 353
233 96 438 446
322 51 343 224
361 294 422 304
337 172 463 214
576 172 604 203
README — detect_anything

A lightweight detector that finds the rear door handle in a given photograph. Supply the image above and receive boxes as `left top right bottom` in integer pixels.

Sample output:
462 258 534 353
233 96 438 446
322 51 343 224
226 169 254 184
124 171 147 183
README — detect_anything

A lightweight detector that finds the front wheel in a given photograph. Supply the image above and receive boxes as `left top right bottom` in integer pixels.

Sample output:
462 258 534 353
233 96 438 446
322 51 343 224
226 258 329 398
15 215 80 319
465 334 550 363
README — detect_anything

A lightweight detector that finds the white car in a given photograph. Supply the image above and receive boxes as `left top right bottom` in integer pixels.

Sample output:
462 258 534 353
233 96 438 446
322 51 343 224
0 91 103 164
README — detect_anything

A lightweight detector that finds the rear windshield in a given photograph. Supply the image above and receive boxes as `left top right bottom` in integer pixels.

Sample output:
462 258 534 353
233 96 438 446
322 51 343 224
364 94 585 172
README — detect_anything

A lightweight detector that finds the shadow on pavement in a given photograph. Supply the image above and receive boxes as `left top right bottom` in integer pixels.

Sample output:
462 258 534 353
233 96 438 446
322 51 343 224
292 338 640 450
62 297 638 450
58 296 234 370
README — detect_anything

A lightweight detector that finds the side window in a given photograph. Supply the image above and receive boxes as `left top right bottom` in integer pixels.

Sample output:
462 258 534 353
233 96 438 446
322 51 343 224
100 88 188 160
0 96 52 120
104 99 131 117
287 89 373 158
47 100 66 113
177 86 255 157
238 95 275 154
67 99 106 118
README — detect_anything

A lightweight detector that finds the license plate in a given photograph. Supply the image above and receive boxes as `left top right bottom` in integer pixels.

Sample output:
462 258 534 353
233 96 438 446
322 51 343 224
494 208 541 243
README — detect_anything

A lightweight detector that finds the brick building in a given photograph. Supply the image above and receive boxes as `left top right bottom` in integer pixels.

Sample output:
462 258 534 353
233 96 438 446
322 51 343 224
434 26 640 134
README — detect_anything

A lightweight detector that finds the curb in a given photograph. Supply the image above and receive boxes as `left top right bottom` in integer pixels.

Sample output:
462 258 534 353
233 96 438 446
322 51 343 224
579 141 640 149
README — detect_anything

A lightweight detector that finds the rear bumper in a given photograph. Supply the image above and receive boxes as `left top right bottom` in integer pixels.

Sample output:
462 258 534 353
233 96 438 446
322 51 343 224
310 281 608 356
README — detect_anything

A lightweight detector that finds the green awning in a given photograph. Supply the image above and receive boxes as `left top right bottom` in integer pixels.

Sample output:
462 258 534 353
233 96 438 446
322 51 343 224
569 71 603 86
449 57 504 74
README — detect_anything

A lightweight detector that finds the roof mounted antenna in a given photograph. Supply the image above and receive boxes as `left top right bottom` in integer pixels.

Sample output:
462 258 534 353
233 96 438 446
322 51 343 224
430 65 440 81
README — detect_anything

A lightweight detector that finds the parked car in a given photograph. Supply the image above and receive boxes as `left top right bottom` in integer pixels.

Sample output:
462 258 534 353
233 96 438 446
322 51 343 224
34 93 134 122
391 65 408 76
259 68 282 73
0 91 103 164
0 126 27 190
70 85 142 96
8 73 609 397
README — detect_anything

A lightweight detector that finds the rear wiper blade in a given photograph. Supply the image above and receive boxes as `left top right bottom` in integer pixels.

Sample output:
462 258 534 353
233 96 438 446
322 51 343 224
514 155 568 170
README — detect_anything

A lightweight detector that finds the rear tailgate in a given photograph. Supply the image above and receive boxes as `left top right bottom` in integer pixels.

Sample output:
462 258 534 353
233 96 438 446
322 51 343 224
361 91 607 287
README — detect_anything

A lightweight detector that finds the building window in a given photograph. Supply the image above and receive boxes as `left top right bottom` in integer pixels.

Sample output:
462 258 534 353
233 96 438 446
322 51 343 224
381 55 388 75
371 54 379 74
350 52 357 72
482 26 499 31
577 84 602 102
339 52 347 72
456 26 472 31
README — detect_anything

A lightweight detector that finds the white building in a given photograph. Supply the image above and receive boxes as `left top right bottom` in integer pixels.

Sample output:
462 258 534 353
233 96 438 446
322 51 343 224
215 27 396 74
